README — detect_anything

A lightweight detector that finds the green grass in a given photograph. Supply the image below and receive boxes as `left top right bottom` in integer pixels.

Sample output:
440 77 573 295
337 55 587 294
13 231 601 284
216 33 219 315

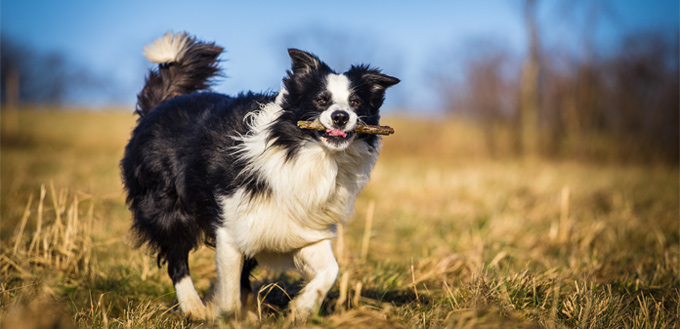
1 110 678 328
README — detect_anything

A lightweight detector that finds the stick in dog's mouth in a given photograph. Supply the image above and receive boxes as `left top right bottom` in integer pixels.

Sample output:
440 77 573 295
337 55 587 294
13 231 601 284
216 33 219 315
297 120 395 136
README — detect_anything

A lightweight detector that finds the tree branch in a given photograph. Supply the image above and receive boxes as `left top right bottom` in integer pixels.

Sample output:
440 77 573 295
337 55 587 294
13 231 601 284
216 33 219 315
297 120 395 136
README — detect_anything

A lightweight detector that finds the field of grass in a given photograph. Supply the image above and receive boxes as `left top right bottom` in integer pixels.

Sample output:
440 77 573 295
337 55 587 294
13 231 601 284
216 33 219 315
1 109 678 328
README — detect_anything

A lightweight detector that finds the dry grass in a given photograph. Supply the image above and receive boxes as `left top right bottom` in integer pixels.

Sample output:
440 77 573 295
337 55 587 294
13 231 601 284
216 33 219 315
1 109 678 328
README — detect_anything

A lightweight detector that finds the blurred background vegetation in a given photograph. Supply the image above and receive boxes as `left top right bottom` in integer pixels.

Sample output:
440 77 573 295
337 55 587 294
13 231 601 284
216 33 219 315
2 1 678 163
427 0 678 164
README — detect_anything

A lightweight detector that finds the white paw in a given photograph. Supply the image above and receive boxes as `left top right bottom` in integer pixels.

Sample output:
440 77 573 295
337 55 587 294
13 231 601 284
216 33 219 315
179 299 209 320
215 298 242 319
175 277 210 320
287 296 319 322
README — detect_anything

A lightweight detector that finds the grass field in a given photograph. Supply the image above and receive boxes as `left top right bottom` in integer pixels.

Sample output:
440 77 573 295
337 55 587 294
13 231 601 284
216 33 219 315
1 109 678 328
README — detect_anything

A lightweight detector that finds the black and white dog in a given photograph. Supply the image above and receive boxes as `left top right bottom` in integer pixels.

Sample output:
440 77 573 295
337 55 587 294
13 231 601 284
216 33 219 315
121 32 399 320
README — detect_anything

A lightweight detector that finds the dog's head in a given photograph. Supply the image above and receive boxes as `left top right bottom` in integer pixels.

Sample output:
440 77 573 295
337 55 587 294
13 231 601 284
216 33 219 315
282 49 399 151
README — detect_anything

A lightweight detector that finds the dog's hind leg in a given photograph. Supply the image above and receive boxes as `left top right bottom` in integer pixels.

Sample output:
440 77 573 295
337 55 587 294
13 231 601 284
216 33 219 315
289 239 339 321
168 251 209 319
214 227 244 318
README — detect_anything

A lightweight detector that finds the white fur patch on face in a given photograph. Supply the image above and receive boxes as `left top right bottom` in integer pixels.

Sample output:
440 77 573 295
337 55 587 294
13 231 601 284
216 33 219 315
318 74 358 150
326 74 352 105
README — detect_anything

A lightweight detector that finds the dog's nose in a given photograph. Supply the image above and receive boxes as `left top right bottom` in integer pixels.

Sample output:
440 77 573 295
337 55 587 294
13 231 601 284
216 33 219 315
331 110 350 127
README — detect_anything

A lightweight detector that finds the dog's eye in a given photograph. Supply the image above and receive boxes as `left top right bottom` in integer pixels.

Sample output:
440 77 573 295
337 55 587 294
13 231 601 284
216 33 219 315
316 98 327 105
350 100 360 107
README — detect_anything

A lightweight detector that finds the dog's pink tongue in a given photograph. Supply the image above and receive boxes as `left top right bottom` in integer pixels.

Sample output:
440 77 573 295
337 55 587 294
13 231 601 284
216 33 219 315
326 129 347 138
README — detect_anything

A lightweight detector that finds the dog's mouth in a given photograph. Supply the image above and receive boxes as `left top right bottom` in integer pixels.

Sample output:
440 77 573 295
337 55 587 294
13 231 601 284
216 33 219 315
318 128 356 150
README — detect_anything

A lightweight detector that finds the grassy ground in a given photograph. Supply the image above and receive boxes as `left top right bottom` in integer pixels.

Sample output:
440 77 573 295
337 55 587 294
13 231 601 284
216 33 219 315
1 110 678 328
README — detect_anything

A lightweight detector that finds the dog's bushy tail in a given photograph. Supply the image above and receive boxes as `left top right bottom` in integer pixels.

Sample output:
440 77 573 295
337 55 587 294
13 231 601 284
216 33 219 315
135 32 223 116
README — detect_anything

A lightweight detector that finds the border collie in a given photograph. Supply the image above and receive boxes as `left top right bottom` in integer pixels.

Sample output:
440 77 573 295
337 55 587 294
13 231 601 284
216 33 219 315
121 32 399 320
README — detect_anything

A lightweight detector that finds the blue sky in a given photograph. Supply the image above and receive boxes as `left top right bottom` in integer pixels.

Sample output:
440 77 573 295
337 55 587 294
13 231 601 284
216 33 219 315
2 0 678 111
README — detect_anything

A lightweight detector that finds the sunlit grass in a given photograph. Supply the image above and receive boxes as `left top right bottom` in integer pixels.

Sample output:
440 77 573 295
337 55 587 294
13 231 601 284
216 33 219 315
1 109 677 328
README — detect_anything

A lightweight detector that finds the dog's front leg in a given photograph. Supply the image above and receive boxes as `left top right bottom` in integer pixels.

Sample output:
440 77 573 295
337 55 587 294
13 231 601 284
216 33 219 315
289 239 339 321
214 227 244 319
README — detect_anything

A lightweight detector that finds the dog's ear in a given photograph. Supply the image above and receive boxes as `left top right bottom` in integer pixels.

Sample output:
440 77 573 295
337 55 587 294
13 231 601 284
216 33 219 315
363 71 400 91
288 49 322 74
346 65 400 110
348 65 400 92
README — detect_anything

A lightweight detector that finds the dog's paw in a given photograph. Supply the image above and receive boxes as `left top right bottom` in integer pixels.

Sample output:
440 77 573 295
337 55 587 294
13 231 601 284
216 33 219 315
285 299 317 324
180 301 210 321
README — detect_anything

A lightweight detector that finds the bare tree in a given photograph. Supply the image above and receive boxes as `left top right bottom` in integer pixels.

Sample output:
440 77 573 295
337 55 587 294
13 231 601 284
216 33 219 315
1 34 108 107
428 36 520 155
427 1 678 162
607 31 679 162
518 0 541 157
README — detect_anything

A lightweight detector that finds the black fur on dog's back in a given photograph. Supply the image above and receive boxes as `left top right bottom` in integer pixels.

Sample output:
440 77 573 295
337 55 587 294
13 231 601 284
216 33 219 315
122 92 273 275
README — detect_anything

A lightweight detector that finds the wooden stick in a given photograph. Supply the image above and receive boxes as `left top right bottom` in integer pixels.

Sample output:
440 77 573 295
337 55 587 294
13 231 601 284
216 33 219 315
297 120 395 135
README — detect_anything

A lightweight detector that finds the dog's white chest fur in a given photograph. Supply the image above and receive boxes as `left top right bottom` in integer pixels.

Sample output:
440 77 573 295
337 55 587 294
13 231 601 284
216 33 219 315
219 100 378 258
